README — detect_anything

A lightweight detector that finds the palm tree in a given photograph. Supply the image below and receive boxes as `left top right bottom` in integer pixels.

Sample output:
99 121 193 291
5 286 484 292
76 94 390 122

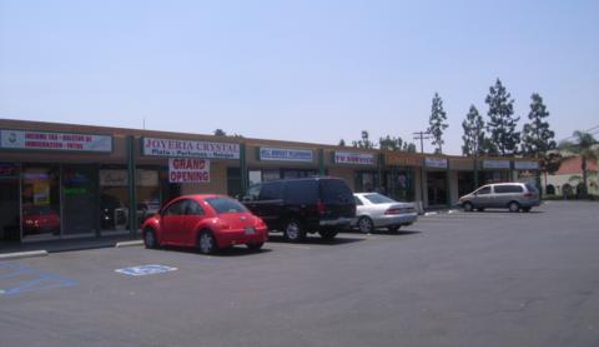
559 131 598 197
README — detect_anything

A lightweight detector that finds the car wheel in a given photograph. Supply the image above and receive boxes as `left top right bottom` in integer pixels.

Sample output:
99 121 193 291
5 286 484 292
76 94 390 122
198 230 218 254
143 228 158 249
357 216 374 234
246 242 264 251
318 229 338 240
522 207 531 213
477 208 485 212
463 202 474 212
508 201 520 213
283 219 306 242
388 225 400 233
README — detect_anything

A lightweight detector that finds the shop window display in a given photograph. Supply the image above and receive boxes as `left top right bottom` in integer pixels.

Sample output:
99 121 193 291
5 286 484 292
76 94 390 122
22 166 61 239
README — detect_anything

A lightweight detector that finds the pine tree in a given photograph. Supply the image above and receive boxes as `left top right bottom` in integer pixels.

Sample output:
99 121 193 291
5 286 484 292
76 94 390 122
379 135 414 152
427 93 448 153
485 79 520 155
352 130 376 149
461 105 486 156
521 93 556 157
338 139 346 147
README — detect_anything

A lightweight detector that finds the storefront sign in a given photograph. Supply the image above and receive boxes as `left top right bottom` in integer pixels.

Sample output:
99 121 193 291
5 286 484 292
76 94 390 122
0 129 112 152
385 153 422 167
482 160 510 169
99 170 159 187
334 152 375 165
259 147 314 162
514 161 539 170
169 158 210 183
0 163 17 177
142 137 239 159
425 157 448 169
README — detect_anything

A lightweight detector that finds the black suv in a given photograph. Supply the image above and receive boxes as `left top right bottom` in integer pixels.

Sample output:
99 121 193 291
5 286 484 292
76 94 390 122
242 177 356 242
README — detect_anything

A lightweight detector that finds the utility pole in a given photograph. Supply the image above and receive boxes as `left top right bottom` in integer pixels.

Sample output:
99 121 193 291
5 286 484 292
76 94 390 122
413 131 432 211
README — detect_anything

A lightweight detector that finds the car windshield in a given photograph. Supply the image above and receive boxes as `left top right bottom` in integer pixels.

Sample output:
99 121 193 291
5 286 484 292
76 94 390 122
362 193 396 204
206 197 248 214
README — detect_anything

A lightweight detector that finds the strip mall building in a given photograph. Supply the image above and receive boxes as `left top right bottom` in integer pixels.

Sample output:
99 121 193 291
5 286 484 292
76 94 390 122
0 119 540 243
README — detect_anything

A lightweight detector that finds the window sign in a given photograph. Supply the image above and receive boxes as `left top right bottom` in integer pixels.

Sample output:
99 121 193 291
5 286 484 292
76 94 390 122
514 161 539 170
335 152 375 165
1 129 112 152
169 158 210 183
425 157 448 169
0 163 17 177
482 160 510 169
259 147 314 162
142 137 239 159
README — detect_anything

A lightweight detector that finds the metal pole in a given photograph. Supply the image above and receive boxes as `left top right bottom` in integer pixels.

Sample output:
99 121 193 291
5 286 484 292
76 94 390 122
127 136 137 235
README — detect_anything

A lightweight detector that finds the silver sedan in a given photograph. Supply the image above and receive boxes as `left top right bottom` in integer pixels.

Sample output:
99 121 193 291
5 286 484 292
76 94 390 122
352 193 418 233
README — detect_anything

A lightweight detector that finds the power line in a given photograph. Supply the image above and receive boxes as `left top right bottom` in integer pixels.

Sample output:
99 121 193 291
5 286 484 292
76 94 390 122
558 124 599 143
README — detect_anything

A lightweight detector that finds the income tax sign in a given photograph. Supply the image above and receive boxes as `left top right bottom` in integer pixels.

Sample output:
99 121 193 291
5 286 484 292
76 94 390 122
169 158 210 183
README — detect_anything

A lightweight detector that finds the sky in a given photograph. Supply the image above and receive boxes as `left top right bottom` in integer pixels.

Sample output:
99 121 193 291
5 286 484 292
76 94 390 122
1 0 598 154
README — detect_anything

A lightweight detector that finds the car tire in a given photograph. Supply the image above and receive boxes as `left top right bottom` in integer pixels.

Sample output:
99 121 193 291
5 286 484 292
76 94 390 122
508 201 521 213
388 225 400 233
246 242 264 251
198 230 218 254
357 216 374 234
283 219 306 242
522 207 531 213
143 228 158 249
477 208 485 212
463 202 474 212
318 230 338 240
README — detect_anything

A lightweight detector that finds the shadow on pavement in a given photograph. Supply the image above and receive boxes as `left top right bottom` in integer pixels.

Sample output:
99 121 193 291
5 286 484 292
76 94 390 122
266 234 366 246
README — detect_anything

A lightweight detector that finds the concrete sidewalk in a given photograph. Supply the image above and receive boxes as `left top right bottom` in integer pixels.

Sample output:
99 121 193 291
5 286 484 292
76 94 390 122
0 234 142 256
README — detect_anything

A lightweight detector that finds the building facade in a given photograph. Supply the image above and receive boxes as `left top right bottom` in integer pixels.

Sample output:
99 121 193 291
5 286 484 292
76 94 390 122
0 119 539 243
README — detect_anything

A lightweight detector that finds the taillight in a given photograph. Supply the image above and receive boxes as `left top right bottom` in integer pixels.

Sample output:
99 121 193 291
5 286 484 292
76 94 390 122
385 208 401 215
317 201 326 215
524 192 535 198
255 217 267 229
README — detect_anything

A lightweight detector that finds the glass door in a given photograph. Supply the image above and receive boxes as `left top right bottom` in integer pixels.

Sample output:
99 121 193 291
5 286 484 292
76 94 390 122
62 166 97 237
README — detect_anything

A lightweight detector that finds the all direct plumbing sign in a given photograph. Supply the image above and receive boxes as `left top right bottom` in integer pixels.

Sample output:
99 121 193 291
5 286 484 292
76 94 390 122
169 158 210 183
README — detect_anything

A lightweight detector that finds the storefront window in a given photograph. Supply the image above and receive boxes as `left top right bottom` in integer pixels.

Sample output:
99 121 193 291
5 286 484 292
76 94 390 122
386 168 414 201
354 171 379 192
137 169 160 226
99 169 130 233
22 166 61 239
0 163 20 241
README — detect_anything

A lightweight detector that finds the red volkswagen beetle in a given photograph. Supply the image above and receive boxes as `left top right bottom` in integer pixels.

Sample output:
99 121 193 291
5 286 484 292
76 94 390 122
141 195 268 254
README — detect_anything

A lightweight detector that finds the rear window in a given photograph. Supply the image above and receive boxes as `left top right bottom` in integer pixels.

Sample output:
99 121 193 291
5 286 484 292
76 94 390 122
363 193 396 204
259 182 284 200
494 185 524 193
205 197 248 214
285 180 318 204
525 183 538 193
319 179 353 204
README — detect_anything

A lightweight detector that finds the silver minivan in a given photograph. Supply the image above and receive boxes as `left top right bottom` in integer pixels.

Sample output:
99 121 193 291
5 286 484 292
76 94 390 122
458 182 540 213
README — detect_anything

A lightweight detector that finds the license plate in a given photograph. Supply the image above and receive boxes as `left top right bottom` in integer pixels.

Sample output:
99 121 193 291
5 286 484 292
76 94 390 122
245 227 255 235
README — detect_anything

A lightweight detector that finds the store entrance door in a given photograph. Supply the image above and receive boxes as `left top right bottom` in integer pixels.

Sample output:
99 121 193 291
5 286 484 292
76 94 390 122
0 173 20 242
62 166 97 237
427 171 448 206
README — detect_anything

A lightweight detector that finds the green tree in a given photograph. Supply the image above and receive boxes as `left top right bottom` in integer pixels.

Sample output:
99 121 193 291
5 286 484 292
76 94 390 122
427 92 448 153
338 139 346 147
485 79 520 155
352 130 376 149
559 131 598 197
213 129 226 136
521 93 556 157
461 105 486 156
378 135 415 152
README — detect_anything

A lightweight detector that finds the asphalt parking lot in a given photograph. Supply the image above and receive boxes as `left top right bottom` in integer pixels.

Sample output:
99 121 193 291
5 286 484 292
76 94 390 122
1 201 598 347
